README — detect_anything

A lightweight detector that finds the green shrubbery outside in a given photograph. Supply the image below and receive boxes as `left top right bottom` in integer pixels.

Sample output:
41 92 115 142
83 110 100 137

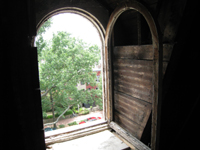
43 107 92 119
43 109 73 119
68 121 78 126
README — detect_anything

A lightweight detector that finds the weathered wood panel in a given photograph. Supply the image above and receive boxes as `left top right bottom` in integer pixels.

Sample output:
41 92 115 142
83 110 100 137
114 91 151 127
114 111 144 139
110 122 151 150
105 2 163 149
114 81 152 103
114 45 153 60
112 43 173 148
113 59 153 79
114 59 153 103
114 44 173 61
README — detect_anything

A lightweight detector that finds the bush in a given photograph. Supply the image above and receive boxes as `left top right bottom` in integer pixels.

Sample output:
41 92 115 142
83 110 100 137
74 110 79 114
64 109 73 115
68 121 78 126
72 107 79 114
55 113 60 117
79 109 89 115
47 115 53 119
79 107 84 113
59 124 65 128
55 109 73 117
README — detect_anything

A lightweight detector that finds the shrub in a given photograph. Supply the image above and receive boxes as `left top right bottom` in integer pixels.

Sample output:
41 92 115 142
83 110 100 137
79 107 84 113
79 109 89 115
64 109 73 115
74 110 79 114
59 124 65 128
71 107 78 114
55 109 73 117
68 121 78 126
47 115 53 119
55 113 60 117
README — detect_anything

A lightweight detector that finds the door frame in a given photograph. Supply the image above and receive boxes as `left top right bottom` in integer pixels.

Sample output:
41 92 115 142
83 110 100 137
104 1 162 150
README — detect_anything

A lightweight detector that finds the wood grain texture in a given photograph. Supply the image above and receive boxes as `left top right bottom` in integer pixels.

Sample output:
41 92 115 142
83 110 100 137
110 122 151 150
114 91 151 127
113 59 153 103
114 44 172 61
114 45 153 60
114 111 143 139
105 2 163 149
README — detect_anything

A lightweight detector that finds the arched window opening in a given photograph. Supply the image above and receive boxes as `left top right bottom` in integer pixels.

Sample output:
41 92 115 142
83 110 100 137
34 12 105 132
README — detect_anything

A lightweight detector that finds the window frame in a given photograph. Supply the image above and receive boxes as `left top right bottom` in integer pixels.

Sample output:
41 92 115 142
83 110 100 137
33 2 162 149
33 7 108 145
104 2 162 150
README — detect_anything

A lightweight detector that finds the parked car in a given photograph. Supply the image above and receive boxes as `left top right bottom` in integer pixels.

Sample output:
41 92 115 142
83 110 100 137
79 117 102 124
79 121 86 124
87 117 101 121
44 127 52 132
87 117 97 121
44 127 56 132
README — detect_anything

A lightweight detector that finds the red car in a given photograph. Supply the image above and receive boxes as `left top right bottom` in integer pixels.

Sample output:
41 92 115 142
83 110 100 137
79 117 101 124
79 121 86 124
87 117 101 121
87 117 97 121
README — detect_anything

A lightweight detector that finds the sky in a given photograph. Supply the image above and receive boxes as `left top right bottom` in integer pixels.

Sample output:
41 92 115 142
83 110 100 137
41 13 102 47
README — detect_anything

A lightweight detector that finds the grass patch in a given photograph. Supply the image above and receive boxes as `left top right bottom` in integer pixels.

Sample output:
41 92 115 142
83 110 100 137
79 109 89 115
59 124 65 128
43 109 73 119
68 121 78 126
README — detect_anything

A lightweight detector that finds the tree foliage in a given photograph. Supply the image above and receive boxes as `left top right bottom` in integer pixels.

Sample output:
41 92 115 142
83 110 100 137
35 19 52 58
37 29 102 116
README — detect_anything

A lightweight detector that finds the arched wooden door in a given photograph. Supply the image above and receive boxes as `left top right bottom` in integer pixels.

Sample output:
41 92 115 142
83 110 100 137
104 2 162 150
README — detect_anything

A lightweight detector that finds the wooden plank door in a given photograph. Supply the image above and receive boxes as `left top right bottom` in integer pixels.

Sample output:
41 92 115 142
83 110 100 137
104 1 162 150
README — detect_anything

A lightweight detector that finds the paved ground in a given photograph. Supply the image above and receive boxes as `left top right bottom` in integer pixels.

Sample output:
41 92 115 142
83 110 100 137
44 110 103 129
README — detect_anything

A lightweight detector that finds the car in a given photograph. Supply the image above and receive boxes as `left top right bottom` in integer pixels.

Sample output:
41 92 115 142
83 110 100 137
44 127 52 132
79 121 86 124
87 117 97 121
87 117 101 121
79 117 102 125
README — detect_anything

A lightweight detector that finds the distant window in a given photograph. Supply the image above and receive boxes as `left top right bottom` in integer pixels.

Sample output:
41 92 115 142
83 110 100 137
96 76 100 82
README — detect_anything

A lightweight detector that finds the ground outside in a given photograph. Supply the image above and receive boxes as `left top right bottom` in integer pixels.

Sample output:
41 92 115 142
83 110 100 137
44 110 103 130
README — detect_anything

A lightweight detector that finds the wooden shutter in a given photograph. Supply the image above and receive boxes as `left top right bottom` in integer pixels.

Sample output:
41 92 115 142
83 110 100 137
104 2 162 150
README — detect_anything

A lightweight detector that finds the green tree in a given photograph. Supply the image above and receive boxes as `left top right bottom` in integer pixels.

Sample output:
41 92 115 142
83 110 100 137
35 19 52 58
39 31 101 127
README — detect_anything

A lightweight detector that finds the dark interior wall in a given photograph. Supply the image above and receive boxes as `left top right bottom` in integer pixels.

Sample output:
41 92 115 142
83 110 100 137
2 1 46 150
1 1 109 150
159 0 200 149
34 0 110 30
114 10 152 46
111 0 200 149
1 0 200 150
